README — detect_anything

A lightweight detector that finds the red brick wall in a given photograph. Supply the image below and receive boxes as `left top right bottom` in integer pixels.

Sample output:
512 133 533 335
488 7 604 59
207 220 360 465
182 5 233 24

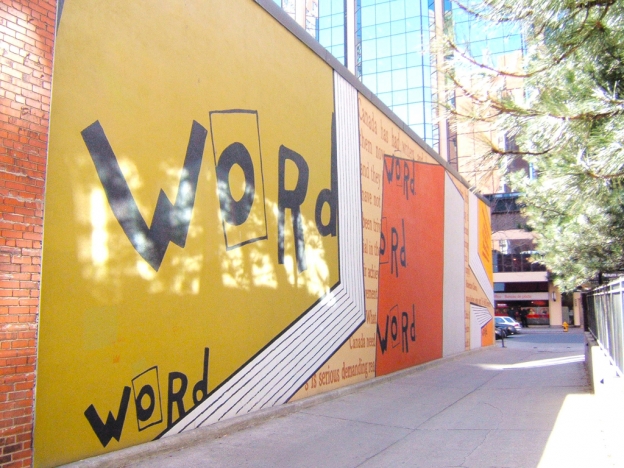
0 0 55 466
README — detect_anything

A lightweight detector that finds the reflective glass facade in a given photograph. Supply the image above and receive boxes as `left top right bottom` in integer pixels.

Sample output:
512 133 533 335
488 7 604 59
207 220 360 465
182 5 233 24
317 0 347 65
449 2 522 66
276 0 523 163
356 0 436 148
274 0 320 36
446 1 524 191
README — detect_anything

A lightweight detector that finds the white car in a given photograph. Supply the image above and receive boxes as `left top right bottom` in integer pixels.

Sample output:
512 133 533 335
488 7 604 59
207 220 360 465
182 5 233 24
495 316 522 334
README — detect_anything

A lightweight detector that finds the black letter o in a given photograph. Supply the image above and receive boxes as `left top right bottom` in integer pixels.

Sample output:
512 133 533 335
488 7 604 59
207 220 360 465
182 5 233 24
136 385 156 422
216 142 255 226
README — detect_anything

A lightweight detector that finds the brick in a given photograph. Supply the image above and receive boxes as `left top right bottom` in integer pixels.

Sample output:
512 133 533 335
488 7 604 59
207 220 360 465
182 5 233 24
2 443 21 454
0 2 53 463
19 233 38 241
16 299 36 307
6 452 31 467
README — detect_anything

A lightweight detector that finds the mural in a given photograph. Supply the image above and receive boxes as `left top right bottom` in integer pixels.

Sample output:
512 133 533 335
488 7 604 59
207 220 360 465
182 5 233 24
468 193 495 348
443 174 467 357
35 0 344 465
33 1 493 466
376 155 445 374
291 77 375 400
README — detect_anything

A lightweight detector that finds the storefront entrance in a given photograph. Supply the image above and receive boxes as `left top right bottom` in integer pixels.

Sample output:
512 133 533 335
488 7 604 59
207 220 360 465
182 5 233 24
495 300 550 326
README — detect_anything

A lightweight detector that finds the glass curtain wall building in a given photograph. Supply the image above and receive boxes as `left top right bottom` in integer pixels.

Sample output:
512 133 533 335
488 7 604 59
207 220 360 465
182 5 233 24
275 0 438 151
317 0 347 65
275 0 523 181
277 0 349 68
273 0 320 36
357 0 437 149
275 1 562 324
446 1 524 191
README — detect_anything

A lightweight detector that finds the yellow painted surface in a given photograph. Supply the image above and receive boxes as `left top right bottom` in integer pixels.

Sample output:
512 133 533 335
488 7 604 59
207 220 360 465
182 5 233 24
478 199 494 284
35 1 336 466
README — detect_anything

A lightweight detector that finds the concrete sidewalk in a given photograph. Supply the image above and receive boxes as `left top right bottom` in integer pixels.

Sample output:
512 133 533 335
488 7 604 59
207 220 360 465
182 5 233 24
68 328 623 468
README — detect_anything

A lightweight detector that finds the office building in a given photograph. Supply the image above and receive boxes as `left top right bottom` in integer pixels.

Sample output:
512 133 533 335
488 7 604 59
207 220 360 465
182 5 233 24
276 0 569 327
276 0 438 150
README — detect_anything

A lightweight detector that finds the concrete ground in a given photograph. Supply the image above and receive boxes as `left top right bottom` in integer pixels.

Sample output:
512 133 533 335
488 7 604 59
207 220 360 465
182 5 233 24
67 328 624 468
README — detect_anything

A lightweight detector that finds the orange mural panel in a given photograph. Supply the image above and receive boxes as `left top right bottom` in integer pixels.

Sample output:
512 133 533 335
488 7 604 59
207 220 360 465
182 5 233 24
376 157 445 375
478 199 493 285
482 320 495 347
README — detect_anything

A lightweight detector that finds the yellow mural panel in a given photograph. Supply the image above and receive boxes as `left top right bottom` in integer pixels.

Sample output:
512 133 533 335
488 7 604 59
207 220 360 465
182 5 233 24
35 1 338 466
478 199 494 285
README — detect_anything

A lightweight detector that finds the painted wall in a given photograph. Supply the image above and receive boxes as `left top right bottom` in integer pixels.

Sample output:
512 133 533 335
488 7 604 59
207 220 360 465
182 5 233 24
29 1 494 466
443 174 467 356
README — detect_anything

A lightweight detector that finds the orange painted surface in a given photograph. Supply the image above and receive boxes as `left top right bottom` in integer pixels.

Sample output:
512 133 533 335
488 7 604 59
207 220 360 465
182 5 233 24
481 320 494 347
478 199 493 285
376 158 445 376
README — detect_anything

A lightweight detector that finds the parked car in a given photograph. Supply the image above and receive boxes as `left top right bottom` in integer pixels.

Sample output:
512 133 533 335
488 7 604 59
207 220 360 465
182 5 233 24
495 325 507 339
496 315 522 331
495 317 517 335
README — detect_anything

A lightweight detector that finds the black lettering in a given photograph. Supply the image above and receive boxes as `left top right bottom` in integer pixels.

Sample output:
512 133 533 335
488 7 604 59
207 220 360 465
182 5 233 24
380 229 386 256
278 145 309 272
376 315 389 354
84 386 131 447
400 219 407 268
81 121 207 271
192 348 210 405
315 113 337 237
216 142 255 226
391 315 398 342
403 161 410 199
168 372 188 427
401 311 409 353
391 227 399 277
135 385 155 422
383 156 394 183
411 305 416 342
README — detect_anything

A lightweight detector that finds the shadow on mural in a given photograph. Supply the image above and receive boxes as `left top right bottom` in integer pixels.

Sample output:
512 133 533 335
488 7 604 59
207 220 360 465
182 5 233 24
33 1 494 466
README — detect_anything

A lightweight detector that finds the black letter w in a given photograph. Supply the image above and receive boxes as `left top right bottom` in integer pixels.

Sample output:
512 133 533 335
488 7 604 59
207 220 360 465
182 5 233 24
84 386 131 447
82 121 207 271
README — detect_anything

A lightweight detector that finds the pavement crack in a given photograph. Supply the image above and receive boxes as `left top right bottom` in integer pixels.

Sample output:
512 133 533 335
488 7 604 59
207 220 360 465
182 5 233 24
459 429 491 467
481 402 503 427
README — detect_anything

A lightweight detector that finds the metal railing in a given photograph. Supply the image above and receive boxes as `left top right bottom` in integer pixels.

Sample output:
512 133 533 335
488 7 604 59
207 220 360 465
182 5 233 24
586 278 624 376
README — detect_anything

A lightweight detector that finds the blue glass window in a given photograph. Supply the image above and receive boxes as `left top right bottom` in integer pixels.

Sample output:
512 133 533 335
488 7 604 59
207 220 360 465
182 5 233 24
394 104 408 122
392 69 407 90
377 57 392 72
355 0 437 147
392 54 406 70
377 71 392 93
377 37 391 58
391 1 405 21
376 3 390 23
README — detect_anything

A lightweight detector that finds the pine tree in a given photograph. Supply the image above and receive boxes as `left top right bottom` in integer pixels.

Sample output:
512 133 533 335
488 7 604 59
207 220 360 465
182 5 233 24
442 0 624 290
